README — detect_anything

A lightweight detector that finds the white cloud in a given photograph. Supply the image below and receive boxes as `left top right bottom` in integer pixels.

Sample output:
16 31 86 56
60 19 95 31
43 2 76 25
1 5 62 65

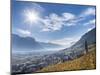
87 28 93 32
22 4 95 32
50 37 80 48
87 27 95 32
64 8 96 27
40 7 96 32
17 29 31 37
80 7 95 17
40 13 76 32
62 13 75 21
83 19 96 26
42 28 50 32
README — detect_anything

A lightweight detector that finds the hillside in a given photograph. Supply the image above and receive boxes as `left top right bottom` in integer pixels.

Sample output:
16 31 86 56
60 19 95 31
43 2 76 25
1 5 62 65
70 28 96 50
39 45 96 72
12 28 96 74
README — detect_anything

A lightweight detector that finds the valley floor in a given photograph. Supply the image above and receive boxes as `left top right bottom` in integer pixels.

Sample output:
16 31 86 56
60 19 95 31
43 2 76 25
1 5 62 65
39 47 96 72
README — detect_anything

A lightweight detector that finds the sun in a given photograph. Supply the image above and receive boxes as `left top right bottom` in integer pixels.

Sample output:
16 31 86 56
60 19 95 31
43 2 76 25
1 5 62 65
24 9 39 25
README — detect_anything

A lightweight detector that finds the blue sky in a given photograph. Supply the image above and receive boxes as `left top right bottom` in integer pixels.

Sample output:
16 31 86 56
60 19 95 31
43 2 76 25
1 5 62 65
12 0 96 48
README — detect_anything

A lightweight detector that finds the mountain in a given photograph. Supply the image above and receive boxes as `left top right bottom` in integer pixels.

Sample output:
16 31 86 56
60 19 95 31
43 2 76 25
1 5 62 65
41 28 96 66
57 28 96 60
12 34 44 51
12 28 96 74
12 34 62 51
38 28 96 72
39 49 96 72
71 28 96 49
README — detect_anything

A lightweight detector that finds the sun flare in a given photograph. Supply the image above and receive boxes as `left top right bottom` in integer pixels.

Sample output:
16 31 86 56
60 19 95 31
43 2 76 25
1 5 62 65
24 9 39 25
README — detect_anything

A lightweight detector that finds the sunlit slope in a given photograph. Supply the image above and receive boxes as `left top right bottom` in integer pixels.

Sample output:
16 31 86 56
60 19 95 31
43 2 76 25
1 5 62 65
39 45 96 72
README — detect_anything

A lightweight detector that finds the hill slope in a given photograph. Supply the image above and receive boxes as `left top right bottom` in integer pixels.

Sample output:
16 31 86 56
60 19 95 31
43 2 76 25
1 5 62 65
39 45 96 72
71 28 96 49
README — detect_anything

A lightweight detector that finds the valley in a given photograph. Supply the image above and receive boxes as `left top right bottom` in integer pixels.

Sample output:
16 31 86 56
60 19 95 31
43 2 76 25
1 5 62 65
11 28 96 74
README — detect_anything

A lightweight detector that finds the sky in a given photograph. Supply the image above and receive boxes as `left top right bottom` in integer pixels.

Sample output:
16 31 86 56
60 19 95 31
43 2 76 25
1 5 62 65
12 0 96 48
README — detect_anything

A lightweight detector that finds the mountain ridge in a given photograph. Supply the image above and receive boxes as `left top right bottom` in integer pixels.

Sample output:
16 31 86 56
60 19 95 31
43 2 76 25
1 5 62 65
12 34 62 51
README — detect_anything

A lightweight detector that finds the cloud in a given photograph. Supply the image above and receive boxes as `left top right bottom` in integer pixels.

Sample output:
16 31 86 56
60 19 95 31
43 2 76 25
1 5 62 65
62 13 76 21
22 3 96 32
40 13 76 32
42 28 50 32
40 7 96 32
17 29 31 37
83 19 96 26
87 27 95 32
80 7 95 17
87 28 93 32
50 37 80 48
84 19 96 32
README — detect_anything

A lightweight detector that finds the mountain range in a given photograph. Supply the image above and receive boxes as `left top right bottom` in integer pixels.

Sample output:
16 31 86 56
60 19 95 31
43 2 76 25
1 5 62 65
12 28 96 74
12 34 62 51
12 27 96 53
